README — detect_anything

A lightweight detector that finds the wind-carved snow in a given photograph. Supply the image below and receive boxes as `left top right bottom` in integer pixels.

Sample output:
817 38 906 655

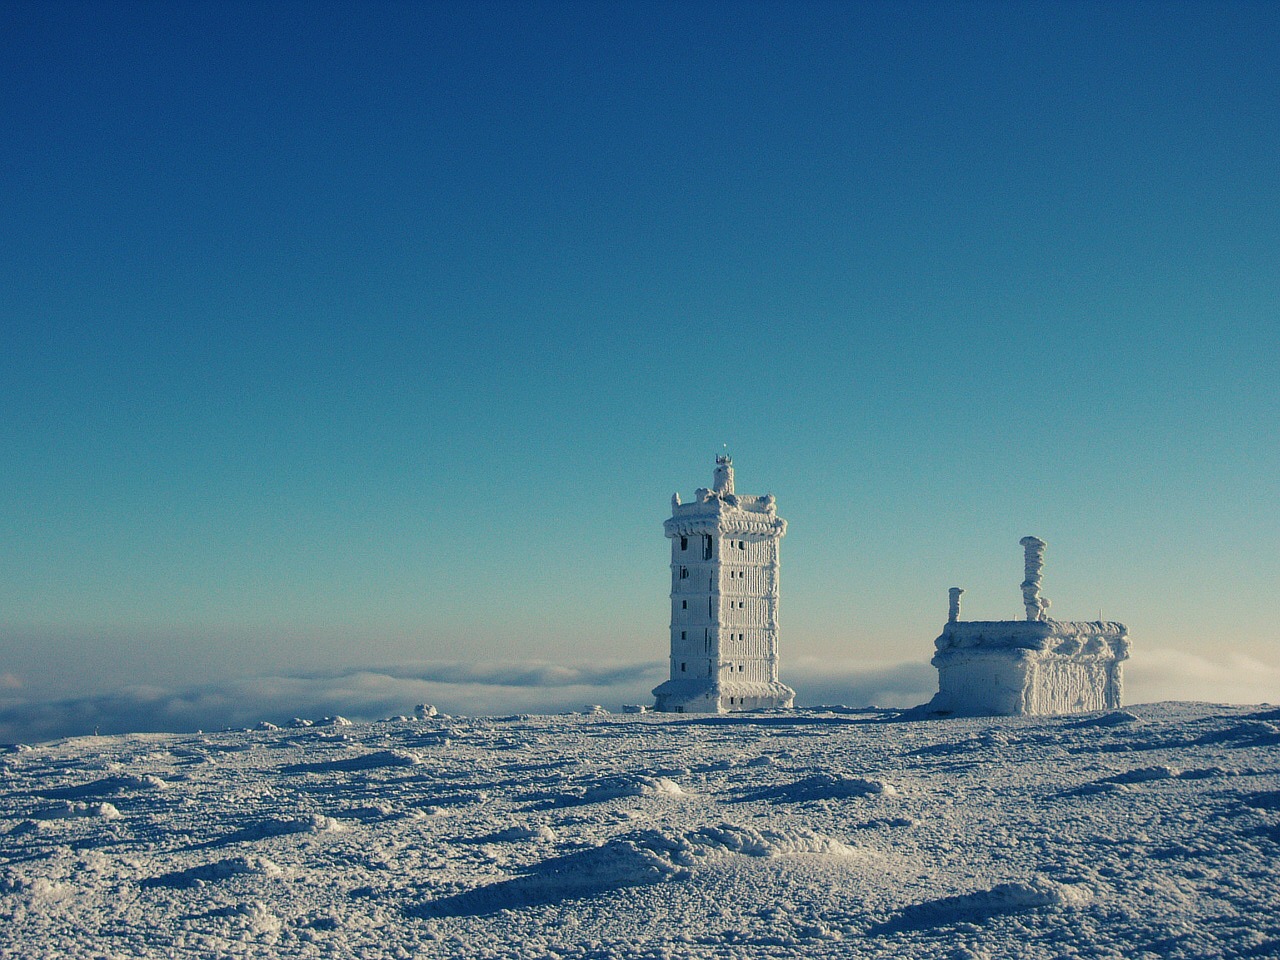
1 703 1278 958
578 774 686 803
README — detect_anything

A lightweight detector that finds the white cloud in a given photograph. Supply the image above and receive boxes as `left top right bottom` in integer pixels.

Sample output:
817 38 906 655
787 657 937 709
1124 647 1280 706
4 647 1273 745
0 661 666 745
0 657 940 745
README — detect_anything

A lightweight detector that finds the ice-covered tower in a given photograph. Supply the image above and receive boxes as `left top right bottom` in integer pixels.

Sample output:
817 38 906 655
653 457 795 713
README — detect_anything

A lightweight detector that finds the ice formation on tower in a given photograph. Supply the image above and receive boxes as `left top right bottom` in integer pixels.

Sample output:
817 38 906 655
653 457 794 713
1020 536 1050 621
926 537 1130 717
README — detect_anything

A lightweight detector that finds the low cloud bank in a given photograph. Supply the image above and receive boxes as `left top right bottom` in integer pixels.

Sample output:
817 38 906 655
0 662 666 745
2 647 1273 745
0 659 939 744
787 658 937 709
1124 648 1279 707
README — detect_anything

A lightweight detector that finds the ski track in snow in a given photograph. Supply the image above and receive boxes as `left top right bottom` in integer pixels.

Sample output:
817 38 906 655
2 702 1278 959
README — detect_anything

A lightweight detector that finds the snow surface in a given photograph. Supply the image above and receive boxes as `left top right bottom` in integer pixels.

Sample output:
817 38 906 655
3 702 1279 958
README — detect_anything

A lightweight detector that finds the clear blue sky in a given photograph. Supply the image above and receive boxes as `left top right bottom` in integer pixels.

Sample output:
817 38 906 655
2 1 1277 734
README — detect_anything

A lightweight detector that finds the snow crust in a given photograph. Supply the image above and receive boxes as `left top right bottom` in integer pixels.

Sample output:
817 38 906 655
2 703 1278 958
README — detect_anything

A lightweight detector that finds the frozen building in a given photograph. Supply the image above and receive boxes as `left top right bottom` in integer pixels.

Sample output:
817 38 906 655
926 537 1131 717
653 457 795 713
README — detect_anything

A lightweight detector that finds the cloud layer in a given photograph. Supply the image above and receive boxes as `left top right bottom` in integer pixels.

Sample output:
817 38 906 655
1123 648 1280 707
2 647 1273 745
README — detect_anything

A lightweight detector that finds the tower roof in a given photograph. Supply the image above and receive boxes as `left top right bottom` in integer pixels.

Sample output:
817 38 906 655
666 460 784 538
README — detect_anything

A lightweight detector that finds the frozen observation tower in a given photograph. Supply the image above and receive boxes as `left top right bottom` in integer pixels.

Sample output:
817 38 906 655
653 457 795 713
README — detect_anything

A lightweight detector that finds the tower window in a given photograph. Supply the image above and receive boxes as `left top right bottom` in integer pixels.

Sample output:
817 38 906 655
681 662 686 672
680 536 688 551
682 600 687 609
739 633 744 641
681 631 686 640
738 664 744 672
680 566 688 579
704 536 713 560
738 540 745 550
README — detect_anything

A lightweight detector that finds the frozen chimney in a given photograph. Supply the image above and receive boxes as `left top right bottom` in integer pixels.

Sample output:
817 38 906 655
1019 536 1049 621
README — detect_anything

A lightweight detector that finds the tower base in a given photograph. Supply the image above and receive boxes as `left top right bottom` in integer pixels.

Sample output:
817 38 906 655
652 679 795 714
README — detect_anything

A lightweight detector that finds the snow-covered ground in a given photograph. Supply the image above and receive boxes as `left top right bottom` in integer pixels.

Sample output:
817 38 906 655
3 702 1278 959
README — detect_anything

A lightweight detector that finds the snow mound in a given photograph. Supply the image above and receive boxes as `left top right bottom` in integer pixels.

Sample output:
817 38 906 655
880 877 1092 931
1072 765 1183 795
38 801 121 820
217 901 283 938
740 772 897 803
4 875 72 903
97 774 169 792
143 855 284 889
39 774 168 799
578 775 686 804
488 823 558 843
1196 719 1280 747
418 821 861 920
693 823 861 858
419 832 689 918
301 814 346 833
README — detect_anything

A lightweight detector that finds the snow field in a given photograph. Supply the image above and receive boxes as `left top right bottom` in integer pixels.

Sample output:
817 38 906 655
1 703 1278 958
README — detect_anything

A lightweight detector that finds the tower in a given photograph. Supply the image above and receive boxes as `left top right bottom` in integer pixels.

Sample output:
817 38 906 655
653 457 795 713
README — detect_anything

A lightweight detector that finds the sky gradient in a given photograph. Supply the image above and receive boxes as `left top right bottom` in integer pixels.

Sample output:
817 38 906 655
2 1 1277 739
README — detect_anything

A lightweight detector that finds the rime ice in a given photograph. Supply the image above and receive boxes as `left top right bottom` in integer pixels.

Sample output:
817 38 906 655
928 537 1130 716
653 457 795 713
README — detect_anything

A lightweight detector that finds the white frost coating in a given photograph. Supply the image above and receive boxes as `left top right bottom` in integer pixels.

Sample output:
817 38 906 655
654 457 794 713
1020 536 1049 621
712 455 734 494
948 587 964 623
928 620 1130 716
928 538 1130 717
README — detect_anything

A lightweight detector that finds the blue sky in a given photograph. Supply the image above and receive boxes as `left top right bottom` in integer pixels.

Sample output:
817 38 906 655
2 1 1277 738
